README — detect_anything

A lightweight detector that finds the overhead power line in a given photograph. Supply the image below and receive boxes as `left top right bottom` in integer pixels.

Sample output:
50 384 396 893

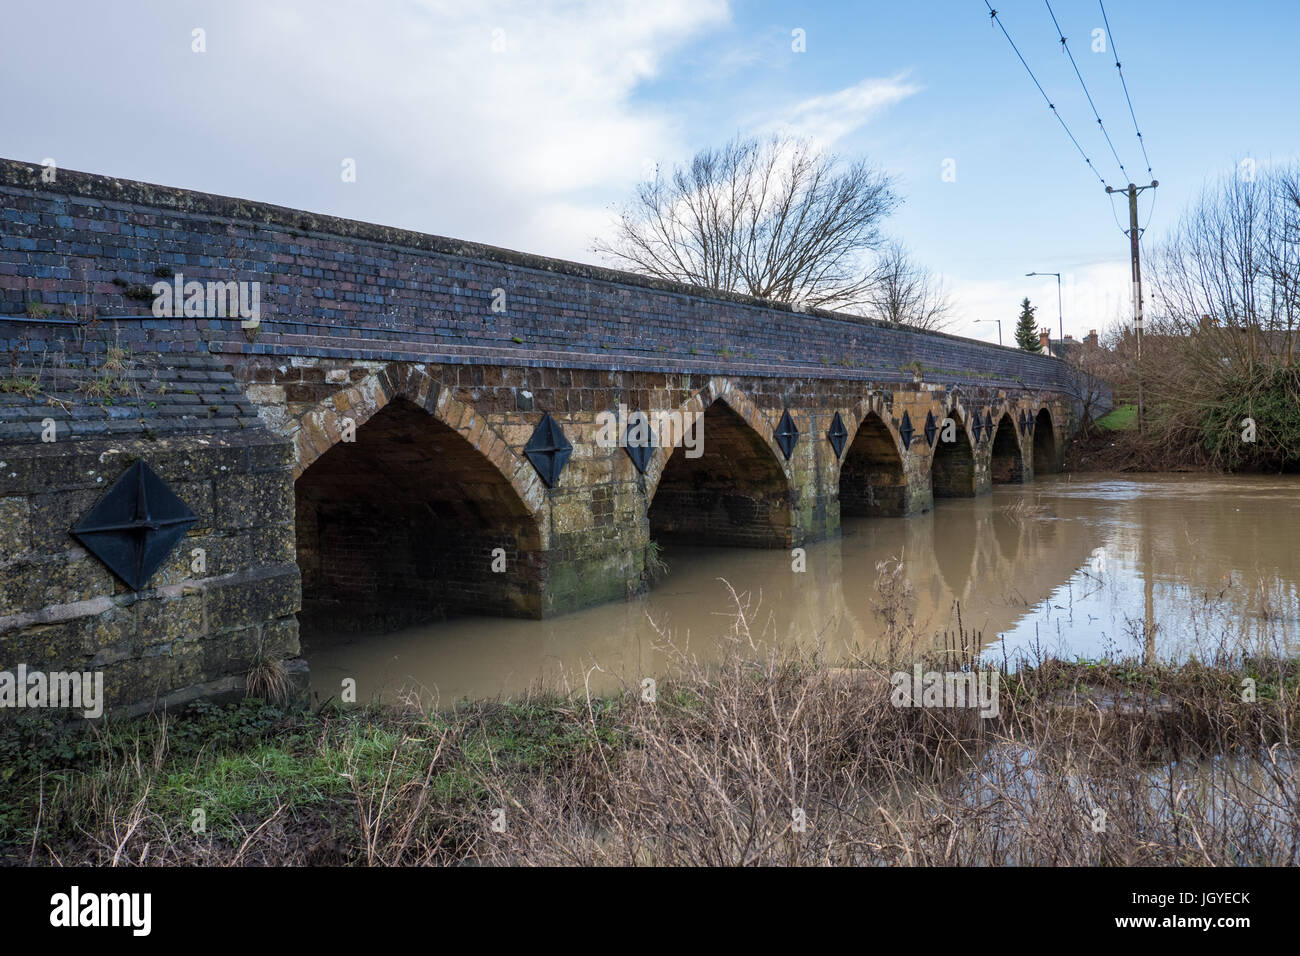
1107 191 1127 233
1098 0 1155 178
984 1 1112 189
1043 0 1129 184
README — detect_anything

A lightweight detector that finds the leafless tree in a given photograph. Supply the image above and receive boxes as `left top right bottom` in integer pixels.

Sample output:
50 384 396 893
593 135 899 310
1120 163 1300 465
861 239 953 330
1149 163 1300 369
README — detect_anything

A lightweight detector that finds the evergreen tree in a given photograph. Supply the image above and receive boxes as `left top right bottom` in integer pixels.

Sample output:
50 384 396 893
1015 297 1041 352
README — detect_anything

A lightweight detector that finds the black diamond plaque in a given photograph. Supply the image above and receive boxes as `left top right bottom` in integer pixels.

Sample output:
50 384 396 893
826 411 849 458
899 410 914 449
524 412 573 488
775 409 799 460
984 410 995 443
924 410 938 448
72 460 198 591
624 410 654 475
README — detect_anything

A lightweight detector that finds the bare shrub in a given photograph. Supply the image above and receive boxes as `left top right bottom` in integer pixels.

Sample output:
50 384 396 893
1119 163 1300 468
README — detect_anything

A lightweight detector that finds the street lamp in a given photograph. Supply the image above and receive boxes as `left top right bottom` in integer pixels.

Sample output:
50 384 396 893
974 318 1002 346
1026 271 1063 355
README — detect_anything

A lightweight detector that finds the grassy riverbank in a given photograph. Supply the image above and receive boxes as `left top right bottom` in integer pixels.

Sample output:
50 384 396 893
2 636 1295 866
1065 411 1219 473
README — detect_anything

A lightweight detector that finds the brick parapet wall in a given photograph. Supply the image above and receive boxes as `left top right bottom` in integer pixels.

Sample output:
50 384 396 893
0 158 1077 393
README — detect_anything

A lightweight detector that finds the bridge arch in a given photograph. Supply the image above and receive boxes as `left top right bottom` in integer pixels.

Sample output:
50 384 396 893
287 366 544 512
646 381 796 548
1033 407 1058 474
291 366 547 632
931 408 976 498
990 411 1026 483
839 409 907 516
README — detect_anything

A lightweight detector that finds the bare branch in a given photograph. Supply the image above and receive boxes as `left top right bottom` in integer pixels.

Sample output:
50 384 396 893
860 240 953 331
593 134 900 311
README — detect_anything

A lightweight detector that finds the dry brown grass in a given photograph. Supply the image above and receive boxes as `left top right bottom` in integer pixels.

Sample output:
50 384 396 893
5 567 1297 867
459 593 1297 866
1001 498 1050 523
244 652 290 705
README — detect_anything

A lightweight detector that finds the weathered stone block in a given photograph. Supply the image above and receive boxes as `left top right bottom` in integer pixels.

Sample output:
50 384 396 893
0 495 29 556
203 567 301 631
215 473 293 529
136 590 205 647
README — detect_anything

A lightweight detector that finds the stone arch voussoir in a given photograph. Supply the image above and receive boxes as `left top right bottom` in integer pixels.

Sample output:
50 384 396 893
288 363 545 518
843 391 908 466
941 391 978 448
643 377 793 502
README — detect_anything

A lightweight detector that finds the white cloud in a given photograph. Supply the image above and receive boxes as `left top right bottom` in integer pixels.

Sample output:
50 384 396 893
0 1 935 271
0 0 731 264
769 73 922 147
227 0 733 258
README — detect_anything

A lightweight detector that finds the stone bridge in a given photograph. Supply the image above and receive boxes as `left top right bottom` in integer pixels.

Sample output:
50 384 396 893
0 159 1088 714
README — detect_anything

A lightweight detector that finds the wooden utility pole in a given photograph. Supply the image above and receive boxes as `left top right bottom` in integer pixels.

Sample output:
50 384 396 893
1108 180 1157 435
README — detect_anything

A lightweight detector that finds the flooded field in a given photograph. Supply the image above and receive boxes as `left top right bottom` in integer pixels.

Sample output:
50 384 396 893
305 473 1300 705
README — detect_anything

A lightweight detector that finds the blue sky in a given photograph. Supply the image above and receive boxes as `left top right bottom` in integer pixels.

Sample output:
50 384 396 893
1 0 1296 342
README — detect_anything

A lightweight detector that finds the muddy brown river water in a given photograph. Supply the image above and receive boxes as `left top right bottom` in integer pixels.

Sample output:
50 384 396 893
305 473 1300 706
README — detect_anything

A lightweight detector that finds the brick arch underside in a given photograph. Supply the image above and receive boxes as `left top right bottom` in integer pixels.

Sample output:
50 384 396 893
931 411 976 498
990 413 1025 484
1033 408 1057 474
294 396 544 634
647 398 794 548
840 412 906 516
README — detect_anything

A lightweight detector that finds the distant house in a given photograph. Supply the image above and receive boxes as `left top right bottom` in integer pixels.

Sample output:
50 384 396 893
1038 328 1098 360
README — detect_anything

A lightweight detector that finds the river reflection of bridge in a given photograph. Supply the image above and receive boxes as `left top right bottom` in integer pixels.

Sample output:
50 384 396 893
304 481 1094 702
305 475 1300 703
798 488 1085 663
